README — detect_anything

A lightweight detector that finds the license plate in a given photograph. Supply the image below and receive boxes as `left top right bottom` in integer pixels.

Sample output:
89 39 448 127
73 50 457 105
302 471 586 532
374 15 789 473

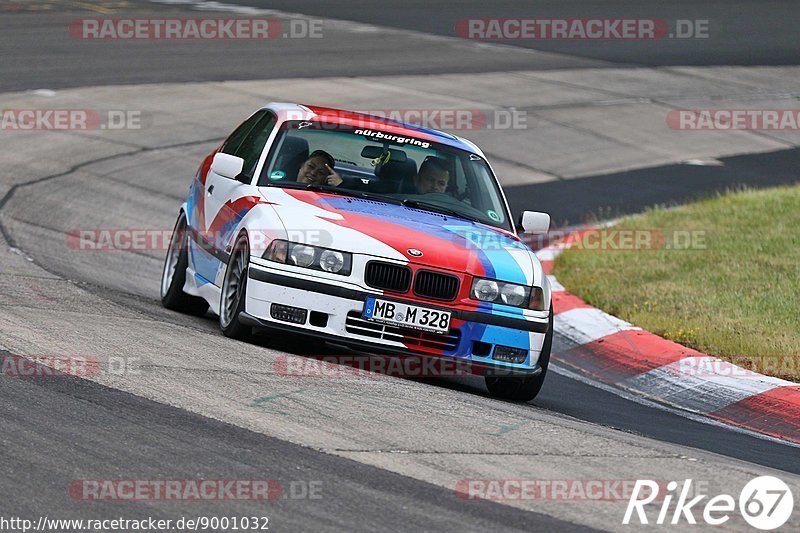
362 297 451 334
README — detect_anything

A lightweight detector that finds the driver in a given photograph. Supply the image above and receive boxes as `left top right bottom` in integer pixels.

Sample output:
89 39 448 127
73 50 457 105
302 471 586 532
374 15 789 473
413 157 449 194
297 150 343 186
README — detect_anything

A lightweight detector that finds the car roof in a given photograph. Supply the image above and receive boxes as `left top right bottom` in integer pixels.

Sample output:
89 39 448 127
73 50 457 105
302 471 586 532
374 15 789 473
261 102 485 156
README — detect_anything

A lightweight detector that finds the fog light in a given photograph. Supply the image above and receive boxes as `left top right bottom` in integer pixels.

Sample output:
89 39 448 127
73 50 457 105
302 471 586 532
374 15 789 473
270 303 308 324
472 341 492 357
492 345 528 364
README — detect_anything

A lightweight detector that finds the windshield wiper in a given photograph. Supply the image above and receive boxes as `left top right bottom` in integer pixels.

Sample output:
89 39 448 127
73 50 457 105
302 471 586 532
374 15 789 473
307 184 402 204
401 199 482 223
266 182 401 205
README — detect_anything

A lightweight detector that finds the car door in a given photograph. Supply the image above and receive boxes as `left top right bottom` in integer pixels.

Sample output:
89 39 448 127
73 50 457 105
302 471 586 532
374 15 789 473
204 110 277 285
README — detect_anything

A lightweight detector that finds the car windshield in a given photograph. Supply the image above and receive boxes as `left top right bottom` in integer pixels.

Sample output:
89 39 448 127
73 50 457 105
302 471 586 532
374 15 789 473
258 120 512 230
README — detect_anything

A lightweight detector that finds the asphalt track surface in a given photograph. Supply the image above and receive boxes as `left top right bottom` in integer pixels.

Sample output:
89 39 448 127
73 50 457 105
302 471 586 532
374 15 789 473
1 368 591 532
4 0 800 93
0 0 606 93
227 0 800 67
505 147 800 225
1 1 800 530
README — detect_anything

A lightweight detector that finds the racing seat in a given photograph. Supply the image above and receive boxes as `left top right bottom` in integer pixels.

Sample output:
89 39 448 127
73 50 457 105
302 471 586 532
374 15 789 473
376 158 417 194
271 136 309 181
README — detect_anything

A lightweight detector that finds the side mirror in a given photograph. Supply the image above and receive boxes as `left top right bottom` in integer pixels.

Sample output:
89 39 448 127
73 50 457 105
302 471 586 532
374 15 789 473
211 152 245 181
519 211 550 234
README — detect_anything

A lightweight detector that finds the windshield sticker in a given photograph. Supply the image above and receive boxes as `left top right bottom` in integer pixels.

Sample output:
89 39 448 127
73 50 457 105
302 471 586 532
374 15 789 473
270 170 286 180
354 128 430 149
487 210 500 221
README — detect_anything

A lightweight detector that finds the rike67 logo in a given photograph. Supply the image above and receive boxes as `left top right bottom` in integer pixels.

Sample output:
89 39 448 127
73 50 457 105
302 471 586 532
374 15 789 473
624 476 794 530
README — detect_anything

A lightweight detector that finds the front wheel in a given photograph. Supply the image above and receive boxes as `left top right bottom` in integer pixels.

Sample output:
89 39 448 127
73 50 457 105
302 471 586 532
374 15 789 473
485 307 553 402
161 212 209 316
219 232 251 340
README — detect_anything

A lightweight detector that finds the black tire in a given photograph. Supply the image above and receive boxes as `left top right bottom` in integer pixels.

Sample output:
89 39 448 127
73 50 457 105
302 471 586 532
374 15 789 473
485 307 553 402
219 232 252 340
160 212 209 316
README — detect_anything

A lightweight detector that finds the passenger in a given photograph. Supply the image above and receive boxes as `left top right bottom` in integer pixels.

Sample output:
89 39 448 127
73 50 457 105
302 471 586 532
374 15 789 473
413 157 449 194
297 150 343 186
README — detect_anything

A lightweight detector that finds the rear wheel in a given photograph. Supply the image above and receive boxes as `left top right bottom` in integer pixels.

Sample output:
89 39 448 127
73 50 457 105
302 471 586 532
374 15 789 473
219 232 251 340
160 212 209 316
485 307 553 402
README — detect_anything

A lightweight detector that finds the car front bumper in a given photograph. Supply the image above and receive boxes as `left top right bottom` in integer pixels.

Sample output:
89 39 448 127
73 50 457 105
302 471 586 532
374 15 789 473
244 264 549 376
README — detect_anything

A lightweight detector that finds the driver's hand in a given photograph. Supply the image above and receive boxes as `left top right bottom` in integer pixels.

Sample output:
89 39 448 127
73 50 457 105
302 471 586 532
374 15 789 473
325 164 343 186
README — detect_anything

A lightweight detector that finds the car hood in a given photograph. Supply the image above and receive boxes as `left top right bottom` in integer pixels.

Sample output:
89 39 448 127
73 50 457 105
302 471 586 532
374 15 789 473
261 188 540 285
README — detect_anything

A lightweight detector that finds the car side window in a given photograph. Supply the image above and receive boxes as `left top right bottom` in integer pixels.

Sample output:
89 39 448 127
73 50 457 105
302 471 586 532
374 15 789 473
234 112 277 178
220 110 267 156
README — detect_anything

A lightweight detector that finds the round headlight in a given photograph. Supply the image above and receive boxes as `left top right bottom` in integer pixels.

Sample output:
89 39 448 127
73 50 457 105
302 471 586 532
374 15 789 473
289 244 315 267
473 279 499 302
319 250 345 273
500 284 527 306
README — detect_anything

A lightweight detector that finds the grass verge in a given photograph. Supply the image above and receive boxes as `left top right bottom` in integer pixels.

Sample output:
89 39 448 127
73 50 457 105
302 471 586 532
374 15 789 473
553 184 800 381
